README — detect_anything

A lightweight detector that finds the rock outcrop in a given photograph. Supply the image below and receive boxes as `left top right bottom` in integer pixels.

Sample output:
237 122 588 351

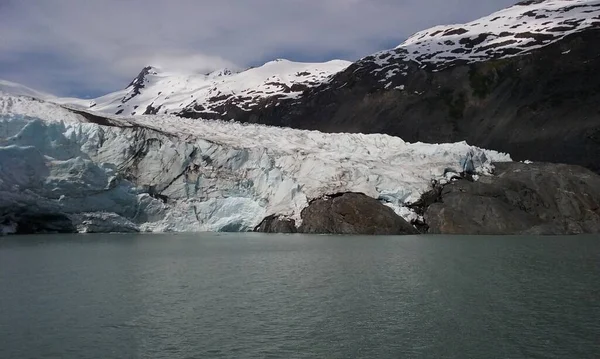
254 215 297 234
424 162 600 235
298 193 419 235
256 162 600 236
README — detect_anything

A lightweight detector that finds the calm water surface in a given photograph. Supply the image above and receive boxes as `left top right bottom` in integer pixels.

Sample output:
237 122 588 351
1 233 599 359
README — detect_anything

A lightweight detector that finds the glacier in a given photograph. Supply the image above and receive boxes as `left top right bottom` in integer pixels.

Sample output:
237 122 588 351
0 94 511 233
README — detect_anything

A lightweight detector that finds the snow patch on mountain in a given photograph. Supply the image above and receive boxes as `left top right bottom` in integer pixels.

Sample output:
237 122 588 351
358 0 600 89
0 94 511 233
399 0 599 65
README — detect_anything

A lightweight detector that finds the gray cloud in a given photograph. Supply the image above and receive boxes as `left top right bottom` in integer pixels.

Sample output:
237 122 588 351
0 0 516 96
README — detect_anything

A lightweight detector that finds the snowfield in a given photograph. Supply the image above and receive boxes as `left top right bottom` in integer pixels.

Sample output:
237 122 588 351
64 59 351 117
0 94 510 233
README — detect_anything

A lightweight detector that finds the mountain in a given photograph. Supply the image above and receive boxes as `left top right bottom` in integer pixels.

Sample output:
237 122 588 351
380 0 600 71
73 59 350 119
207 0 600 173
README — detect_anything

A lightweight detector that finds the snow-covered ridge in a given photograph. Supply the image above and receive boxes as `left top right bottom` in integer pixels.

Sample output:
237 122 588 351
0 80 54 100
0 94 510 233
72 59 351 117
0 80 98 109
365 0 599 71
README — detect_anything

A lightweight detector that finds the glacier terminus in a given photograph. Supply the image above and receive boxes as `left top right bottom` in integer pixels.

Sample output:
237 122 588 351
0 94 509 234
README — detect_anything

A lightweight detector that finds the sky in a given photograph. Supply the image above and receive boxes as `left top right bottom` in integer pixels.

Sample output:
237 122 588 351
0 0 516 98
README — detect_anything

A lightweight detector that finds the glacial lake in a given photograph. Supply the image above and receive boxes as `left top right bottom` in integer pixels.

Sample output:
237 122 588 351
1 233 599 359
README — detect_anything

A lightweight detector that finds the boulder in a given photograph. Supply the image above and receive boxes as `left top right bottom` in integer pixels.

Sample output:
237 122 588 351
254 215 297 234
298 193 419 235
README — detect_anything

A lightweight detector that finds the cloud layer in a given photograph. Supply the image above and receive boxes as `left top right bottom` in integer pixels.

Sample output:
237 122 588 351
0 0 516 96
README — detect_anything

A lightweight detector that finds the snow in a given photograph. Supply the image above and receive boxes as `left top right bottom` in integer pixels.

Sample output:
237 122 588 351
0 80 54 100
365 0 600 69
57 59 351 117
0 94 511 233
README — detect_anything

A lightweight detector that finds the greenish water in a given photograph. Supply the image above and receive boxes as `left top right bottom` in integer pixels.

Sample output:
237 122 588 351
1 233 599 359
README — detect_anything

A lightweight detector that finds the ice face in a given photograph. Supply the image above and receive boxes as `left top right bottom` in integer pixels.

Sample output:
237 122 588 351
0 94 511 233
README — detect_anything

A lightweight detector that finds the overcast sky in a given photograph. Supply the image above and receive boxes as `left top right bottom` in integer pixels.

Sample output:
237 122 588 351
0 0 516 97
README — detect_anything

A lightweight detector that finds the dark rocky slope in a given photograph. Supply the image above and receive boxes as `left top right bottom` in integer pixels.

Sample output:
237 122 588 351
424 162 600 234
228 29 600 173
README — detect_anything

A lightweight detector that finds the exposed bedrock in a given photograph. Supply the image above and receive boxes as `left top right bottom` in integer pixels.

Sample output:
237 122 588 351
254 215 298 234
423 162 600 235
297 193 419 235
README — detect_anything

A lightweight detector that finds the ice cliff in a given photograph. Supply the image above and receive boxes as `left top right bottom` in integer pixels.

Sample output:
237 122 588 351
0 94 510 234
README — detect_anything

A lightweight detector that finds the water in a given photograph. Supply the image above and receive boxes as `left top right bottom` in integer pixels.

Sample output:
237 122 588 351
0 234 599 359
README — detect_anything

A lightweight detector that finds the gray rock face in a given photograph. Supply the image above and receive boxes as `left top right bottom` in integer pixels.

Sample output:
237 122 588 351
298 193 419 235
254 215 297 234
425 162 600 235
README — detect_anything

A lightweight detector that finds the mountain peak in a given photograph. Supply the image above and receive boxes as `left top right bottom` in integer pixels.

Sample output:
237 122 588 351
127 66 159 89
207 68 235 78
